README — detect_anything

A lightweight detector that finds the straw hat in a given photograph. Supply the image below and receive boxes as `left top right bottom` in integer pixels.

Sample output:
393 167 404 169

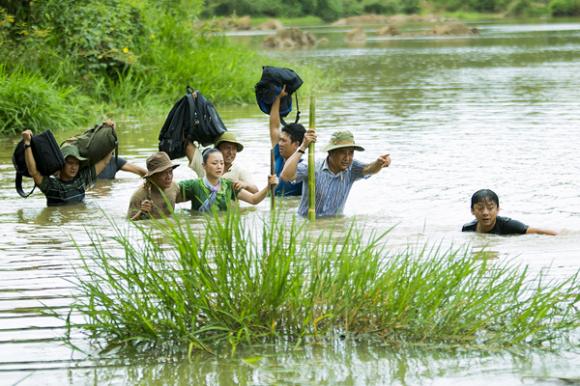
144 152 179 177
214 132 244 152
60 145 88 161
323 130 365 152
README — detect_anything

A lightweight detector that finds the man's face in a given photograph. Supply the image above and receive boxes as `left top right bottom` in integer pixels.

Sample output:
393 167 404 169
279 132 299 159
217 142 238 166
150 168 174 190
61 156 80 180
328 148 355 172
471 198 499 229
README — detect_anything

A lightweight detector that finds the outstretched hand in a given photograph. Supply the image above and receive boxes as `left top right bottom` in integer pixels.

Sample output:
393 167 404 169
377 154 391 168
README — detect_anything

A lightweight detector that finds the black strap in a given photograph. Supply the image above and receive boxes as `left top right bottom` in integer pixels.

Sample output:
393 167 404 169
15 172 36 198
294 92 301 124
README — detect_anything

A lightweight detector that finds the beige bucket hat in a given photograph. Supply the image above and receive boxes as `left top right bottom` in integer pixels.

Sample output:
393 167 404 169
323 130 365 152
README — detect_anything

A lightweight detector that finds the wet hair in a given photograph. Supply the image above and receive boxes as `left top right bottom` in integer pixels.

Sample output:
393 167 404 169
470 189 499 209
281 123 306 144
202 147 221 164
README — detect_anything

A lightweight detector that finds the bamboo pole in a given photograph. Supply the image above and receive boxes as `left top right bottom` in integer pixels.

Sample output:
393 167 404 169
270 148 275 210
308 94 316 221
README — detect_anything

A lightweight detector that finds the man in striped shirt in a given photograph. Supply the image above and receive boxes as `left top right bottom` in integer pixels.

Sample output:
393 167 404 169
281 130 391 218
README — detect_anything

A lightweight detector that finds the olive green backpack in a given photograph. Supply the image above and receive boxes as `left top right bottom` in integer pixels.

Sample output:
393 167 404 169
62 122 118 164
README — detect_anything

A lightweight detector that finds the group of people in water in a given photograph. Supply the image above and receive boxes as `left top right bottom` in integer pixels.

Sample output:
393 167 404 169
20 87 557 236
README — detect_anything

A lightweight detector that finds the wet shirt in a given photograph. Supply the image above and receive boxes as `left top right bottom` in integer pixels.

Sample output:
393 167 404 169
39 166 97 206
97 157 127 179
294 158 368 218
127 182 184 220
179 178 238 212
274 144 302 196
462 216 528 235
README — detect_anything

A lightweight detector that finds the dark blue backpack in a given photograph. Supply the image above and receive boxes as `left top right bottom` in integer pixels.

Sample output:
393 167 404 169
255 66 303 124
159 87 227 159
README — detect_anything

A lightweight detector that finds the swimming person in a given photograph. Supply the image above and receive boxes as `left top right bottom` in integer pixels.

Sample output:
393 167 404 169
21 129 113 206
462 189 557 235
180 148 277 212
269 86 306 196
280 130 391 218
127 152 183 220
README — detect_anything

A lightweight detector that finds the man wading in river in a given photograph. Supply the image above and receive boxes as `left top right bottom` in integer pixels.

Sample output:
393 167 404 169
269 86 306 196
281 130 391 217
21 130 113 206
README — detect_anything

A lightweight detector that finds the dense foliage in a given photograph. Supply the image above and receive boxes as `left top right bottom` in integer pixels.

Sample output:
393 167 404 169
0 0 275 134
204 0 580 19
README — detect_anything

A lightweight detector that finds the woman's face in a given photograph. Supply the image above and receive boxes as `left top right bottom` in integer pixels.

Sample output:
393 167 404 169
149 167 174 190
203 152 224 178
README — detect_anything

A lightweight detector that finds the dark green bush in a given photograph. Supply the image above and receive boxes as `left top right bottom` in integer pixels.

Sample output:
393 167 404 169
549 0 580 15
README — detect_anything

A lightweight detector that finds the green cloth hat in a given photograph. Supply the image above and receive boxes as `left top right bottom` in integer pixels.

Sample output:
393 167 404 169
214 132 244 152
323 130 365 152
60 144 88 161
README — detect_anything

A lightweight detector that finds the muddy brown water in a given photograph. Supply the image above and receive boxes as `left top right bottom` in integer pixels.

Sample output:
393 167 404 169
1 21 579 385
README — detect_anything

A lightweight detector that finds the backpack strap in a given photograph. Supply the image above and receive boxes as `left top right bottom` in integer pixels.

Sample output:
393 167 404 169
15 172 36 198
294 92 301 124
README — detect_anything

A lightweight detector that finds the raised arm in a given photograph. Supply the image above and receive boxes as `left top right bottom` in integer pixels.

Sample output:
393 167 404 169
94 151 114 176
362 154 391 175
526 227 558 236
22 130 44 186
237 175 278 205
121 162 147 177
269 85 288 148
280 129 317 181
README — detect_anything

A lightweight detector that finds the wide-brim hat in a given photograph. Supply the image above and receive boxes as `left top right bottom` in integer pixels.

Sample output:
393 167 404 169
214 131 244 152
60 144 88 161
144 151 179 178
323 130 365 152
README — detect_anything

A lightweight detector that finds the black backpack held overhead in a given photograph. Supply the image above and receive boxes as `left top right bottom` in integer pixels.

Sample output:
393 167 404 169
255 66 303 124
12 130 65 198
159 87 228 159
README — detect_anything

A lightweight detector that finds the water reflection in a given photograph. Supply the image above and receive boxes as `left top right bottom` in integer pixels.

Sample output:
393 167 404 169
34 340 578 386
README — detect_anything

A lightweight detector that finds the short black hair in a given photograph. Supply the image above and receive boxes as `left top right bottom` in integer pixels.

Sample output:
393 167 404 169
202 148 221 164
470 189 499 209
281 123 306 144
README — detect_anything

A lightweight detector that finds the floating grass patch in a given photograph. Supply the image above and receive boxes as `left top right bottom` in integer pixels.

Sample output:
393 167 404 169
68 212 579 354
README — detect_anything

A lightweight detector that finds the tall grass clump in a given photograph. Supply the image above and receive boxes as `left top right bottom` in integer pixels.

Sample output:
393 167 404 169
69 212 579 354
0 66 89 135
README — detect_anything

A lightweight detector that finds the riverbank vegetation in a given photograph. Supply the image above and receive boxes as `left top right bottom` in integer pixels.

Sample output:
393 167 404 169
204 0 580 21
0 1 325 136
67 212 579 355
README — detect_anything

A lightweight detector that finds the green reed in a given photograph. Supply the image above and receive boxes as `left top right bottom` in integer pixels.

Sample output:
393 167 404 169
69 212 579 354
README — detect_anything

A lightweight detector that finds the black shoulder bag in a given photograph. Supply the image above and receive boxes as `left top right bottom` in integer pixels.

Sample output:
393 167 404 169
12 130 65 198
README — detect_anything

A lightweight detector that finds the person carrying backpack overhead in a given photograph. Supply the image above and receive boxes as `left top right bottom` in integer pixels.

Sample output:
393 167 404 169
21 130 113 206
